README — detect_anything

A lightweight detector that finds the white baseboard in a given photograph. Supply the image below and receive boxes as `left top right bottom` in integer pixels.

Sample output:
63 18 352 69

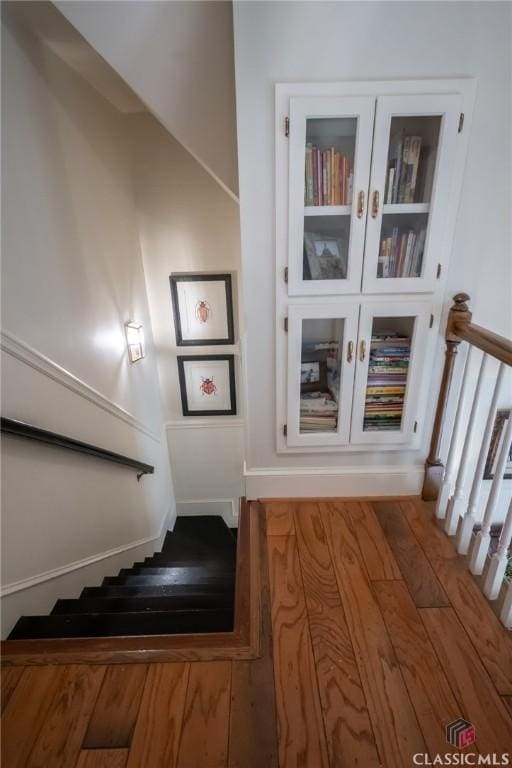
244 463 423 499
176 498 239 528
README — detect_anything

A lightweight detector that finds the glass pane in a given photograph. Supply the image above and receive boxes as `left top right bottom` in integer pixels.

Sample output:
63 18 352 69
300 318 344 434
384 116 441 205
378 115 441 281
363 317 414 433
304 118 356 207
303 117 356 283
303 216 350 281
377 212 428 279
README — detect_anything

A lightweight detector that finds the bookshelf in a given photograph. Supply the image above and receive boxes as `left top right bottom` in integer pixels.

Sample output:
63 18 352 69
276 80 474 451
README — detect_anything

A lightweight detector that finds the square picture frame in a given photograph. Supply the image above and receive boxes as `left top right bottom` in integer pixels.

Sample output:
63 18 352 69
484 409 512 480
177 354 236 416
170 273 235 346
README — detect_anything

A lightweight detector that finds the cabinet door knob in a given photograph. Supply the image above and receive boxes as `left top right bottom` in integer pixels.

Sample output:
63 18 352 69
359 340 366 362
371 190 380 218
357 190 365 219
347 341 354 363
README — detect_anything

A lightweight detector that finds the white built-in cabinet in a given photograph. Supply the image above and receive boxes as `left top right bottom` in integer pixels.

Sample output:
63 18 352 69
276 80 475 452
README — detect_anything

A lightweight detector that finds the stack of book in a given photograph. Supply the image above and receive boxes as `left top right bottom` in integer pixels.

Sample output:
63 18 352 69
385 133 422 204
378 227 426 278
363 332 410 432
304 144 353 206
300 392 338 433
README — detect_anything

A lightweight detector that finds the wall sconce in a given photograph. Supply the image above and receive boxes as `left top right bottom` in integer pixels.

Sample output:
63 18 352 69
125 321 145 363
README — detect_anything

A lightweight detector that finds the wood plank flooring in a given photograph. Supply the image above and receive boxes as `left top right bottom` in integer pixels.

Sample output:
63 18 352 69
2 498 511 768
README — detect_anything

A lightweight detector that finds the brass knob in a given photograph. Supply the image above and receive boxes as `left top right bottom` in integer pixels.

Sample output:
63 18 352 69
347 341 354 363
359 340 366 362
371 190 380 218
357 190 365 219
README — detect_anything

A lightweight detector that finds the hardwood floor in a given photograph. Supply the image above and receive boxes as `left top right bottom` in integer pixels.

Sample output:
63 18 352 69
2 498 511 767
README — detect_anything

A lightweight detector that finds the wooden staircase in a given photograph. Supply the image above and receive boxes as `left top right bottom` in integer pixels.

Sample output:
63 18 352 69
8 516 237 641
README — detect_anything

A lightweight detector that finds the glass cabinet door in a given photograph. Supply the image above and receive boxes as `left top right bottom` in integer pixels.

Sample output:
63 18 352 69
362 94 461 294
288 96 374 295
350 302 431 444
286 303 359 447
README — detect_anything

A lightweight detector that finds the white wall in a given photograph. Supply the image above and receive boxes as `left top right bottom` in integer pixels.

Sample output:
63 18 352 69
55 0 239 197
130 114 245 519
233 2 511 486
1 9 175 635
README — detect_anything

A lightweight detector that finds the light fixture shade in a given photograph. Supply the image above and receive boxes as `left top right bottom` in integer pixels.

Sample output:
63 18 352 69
125 321 145 363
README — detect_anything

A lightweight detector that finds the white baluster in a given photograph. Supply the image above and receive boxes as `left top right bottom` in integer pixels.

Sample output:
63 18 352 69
470 409 512 574
436 347 473 519
457 362 506 554
445 353 490 536
484 496 512 599
500 579 512 629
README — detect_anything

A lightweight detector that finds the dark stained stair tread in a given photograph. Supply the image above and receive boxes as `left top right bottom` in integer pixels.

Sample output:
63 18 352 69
8 609 234 640
51 594 234 615
169 516 236 551
102 573 233 587
118 561 235 581
80 584 234 599
158 533 236 561
142 551 235 566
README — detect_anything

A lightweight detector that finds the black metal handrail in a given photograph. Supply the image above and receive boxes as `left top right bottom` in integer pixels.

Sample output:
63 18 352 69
1 417 154 480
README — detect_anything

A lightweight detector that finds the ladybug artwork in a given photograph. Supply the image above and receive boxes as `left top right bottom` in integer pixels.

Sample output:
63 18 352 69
200 376 217 397
195 299 211 324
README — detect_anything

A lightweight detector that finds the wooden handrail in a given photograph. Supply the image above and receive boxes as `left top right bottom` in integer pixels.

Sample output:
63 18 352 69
452 322 512 367
1 417 154 480
422 293 512 500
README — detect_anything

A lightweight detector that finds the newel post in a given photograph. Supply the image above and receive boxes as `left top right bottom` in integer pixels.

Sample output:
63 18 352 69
422 293 472 500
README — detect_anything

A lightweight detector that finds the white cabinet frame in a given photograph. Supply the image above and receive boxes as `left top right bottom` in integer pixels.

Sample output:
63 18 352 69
362 93 462 294
286 302 359 447
350 301 431 445
288 96 375 295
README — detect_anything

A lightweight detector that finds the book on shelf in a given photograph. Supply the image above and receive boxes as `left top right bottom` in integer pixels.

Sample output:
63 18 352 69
377 227 426 279
385 133 423 204
305 144 353 206
300 391 338 433
363 332 411 432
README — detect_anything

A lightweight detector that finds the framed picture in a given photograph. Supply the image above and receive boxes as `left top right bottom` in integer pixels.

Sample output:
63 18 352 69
484 409 512 480
303 231 347 281
300 359 328 393
170 273 235 346
177 355 236 416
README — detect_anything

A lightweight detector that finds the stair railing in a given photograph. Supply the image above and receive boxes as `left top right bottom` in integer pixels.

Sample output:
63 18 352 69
1 417 154 480
423 293 512 628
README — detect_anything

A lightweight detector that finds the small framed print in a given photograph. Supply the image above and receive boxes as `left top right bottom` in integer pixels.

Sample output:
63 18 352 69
484 409 512 480
170 273 235 346
177 355 236 416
